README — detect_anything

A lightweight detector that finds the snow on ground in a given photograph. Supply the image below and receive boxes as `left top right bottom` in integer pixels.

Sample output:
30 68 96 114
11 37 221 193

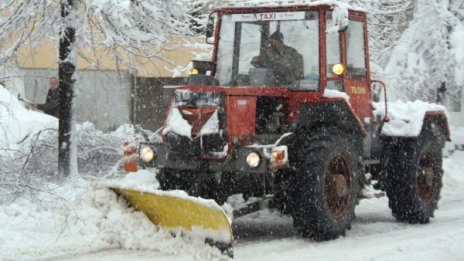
235 150 464 261
234 154 464 261
0 176 228 261
2 149 462 261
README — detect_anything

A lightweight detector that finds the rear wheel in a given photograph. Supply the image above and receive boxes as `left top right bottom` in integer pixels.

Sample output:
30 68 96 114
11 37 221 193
386 129 444 223
291 130 361 241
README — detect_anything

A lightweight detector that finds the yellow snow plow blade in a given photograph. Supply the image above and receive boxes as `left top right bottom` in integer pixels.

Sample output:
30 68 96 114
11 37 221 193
111 187 233 249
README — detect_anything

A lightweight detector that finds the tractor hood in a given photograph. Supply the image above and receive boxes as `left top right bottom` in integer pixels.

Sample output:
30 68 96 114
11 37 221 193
162 85 289 159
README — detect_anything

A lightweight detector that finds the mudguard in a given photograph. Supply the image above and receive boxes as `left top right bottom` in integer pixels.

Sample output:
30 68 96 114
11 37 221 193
298 100 367 137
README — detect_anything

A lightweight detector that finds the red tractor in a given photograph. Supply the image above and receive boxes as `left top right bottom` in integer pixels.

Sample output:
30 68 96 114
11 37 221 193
128 1 450 242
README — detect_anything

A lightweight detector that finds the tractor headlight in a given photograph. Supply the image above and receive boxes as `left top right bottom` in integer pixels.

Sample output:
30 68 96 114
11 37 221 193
245 152 261 168
140 146 156 163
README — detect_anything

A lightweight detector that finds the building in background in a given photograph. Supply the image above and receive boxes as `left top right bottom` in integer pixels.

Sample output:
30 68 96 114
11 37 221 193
11 36 209 131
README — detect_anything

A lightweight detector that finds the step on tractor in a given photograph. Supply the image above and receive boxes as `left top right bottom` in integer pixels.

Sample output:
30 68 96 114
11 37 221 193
110 0 450 255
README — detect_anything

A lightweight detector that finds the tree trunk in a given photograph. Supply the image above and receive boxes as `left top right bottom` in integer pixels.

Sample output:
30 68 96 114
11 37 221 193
58 0 77 178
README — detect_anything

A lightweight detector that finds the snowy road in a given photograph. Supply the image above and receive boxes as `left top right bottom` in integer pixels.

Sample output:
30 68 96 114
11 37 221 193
65 153 464 261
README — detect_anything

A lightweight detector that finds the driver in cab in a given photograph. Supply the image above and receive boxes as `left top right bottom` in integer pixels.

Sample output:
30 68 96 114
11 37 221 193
251 31 304 85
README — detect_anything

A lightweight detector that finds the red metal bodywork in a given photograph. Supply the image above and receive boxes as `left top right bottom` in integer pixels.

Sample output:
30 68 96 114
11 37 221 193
227 96 256 140
162 85 367 160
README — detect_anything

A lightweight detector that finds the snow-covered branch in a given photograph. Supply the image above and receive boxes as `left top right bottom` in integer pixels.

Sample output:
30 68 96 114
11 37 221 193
0 0 208 70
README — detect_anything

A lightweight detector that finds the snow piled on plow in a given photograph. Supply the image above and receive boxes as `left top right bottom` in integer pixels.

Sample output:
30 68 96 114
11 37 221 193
104 170 229 218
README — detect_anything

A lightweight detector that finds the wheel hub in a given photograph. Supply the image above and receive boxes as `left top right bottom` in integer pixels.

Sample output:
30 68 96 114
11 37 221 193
417 153 437 203
334 174 349 197
325 155 351 219
423 167 435 187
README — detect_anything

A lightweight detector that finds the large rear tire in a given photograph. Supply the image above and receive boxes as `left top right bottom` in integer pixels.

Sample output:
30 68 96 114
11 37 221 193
291 130 362 241
385 129 444 223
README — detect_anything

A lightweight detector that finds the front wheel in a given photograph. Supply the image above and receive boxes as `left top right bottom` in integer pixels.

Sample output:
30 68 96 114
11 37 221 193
291 131 361 241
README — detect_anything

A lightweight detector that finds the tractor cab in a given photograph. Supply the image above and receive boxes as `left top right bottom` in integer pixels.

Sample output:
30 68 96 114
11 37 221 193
196 3 373 120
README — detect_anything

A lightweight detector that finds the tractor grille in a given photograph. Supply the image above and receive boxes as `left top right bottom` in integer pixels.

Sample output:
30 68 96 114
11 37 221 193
164 90 227 158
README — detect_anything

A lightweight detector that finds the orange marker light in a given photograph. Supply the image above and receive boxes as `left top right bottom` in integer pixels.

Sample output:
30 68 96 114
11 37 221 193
123 141 138 173
271 151 285 161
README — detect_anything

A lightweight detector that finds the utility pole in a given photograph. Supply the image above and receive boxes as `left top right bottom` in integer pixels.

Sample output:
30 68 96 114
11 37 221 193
58 0 77 178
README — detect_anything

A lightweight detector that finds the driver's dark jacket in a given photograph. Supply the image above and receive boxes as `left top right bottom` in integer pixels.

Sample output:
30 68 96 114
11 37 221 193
37 88 60 118
255 44 304 85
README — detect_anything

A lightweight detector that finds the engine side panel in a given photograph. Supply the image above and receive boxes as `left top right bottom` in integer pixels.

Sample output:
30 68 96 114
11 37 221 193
226 96 256 140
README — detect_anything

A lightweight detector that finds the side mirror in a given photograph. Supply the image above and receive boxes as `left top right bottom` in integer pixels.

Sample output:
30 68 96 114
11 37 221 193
371 80 389 122
205 12 216 44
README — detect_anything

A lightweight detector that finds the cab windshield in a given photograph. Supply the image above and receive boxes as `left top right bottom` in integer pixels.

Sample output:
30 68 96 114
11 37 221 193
215 11 320 90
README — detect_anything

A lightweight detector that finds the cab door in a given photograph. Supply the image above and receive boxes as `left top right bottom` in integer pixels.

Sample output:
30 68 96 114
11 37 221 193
342 14 372 119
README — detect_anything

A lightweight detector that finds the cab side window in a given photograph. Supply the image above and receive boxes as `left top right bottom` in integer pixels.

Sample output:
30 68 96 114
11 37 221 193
326 11 343 91
326 12 342 78
346 20 366 76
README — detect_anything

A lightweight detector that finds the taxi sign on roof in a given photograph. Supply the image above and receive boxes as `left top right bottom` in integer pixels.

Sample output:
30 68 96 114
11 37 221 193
231 11 306 22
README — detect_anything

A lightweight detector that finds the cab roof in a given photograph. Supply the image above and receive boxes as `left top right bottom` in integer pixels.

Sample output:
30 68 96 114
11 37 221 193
216 0 366 12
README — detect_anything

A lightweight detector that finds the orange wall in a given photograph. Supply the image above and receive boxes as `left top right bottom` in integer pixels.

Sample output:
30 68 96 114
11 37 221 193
17 36 210 77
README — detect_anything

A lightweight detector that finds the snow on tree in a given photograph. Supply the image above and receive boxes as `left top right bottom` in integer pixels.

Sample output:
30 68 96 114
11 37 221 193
348 0 462 103
383 0 461 102
0 0 208 178
349 0 416 69
0 0 208 67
